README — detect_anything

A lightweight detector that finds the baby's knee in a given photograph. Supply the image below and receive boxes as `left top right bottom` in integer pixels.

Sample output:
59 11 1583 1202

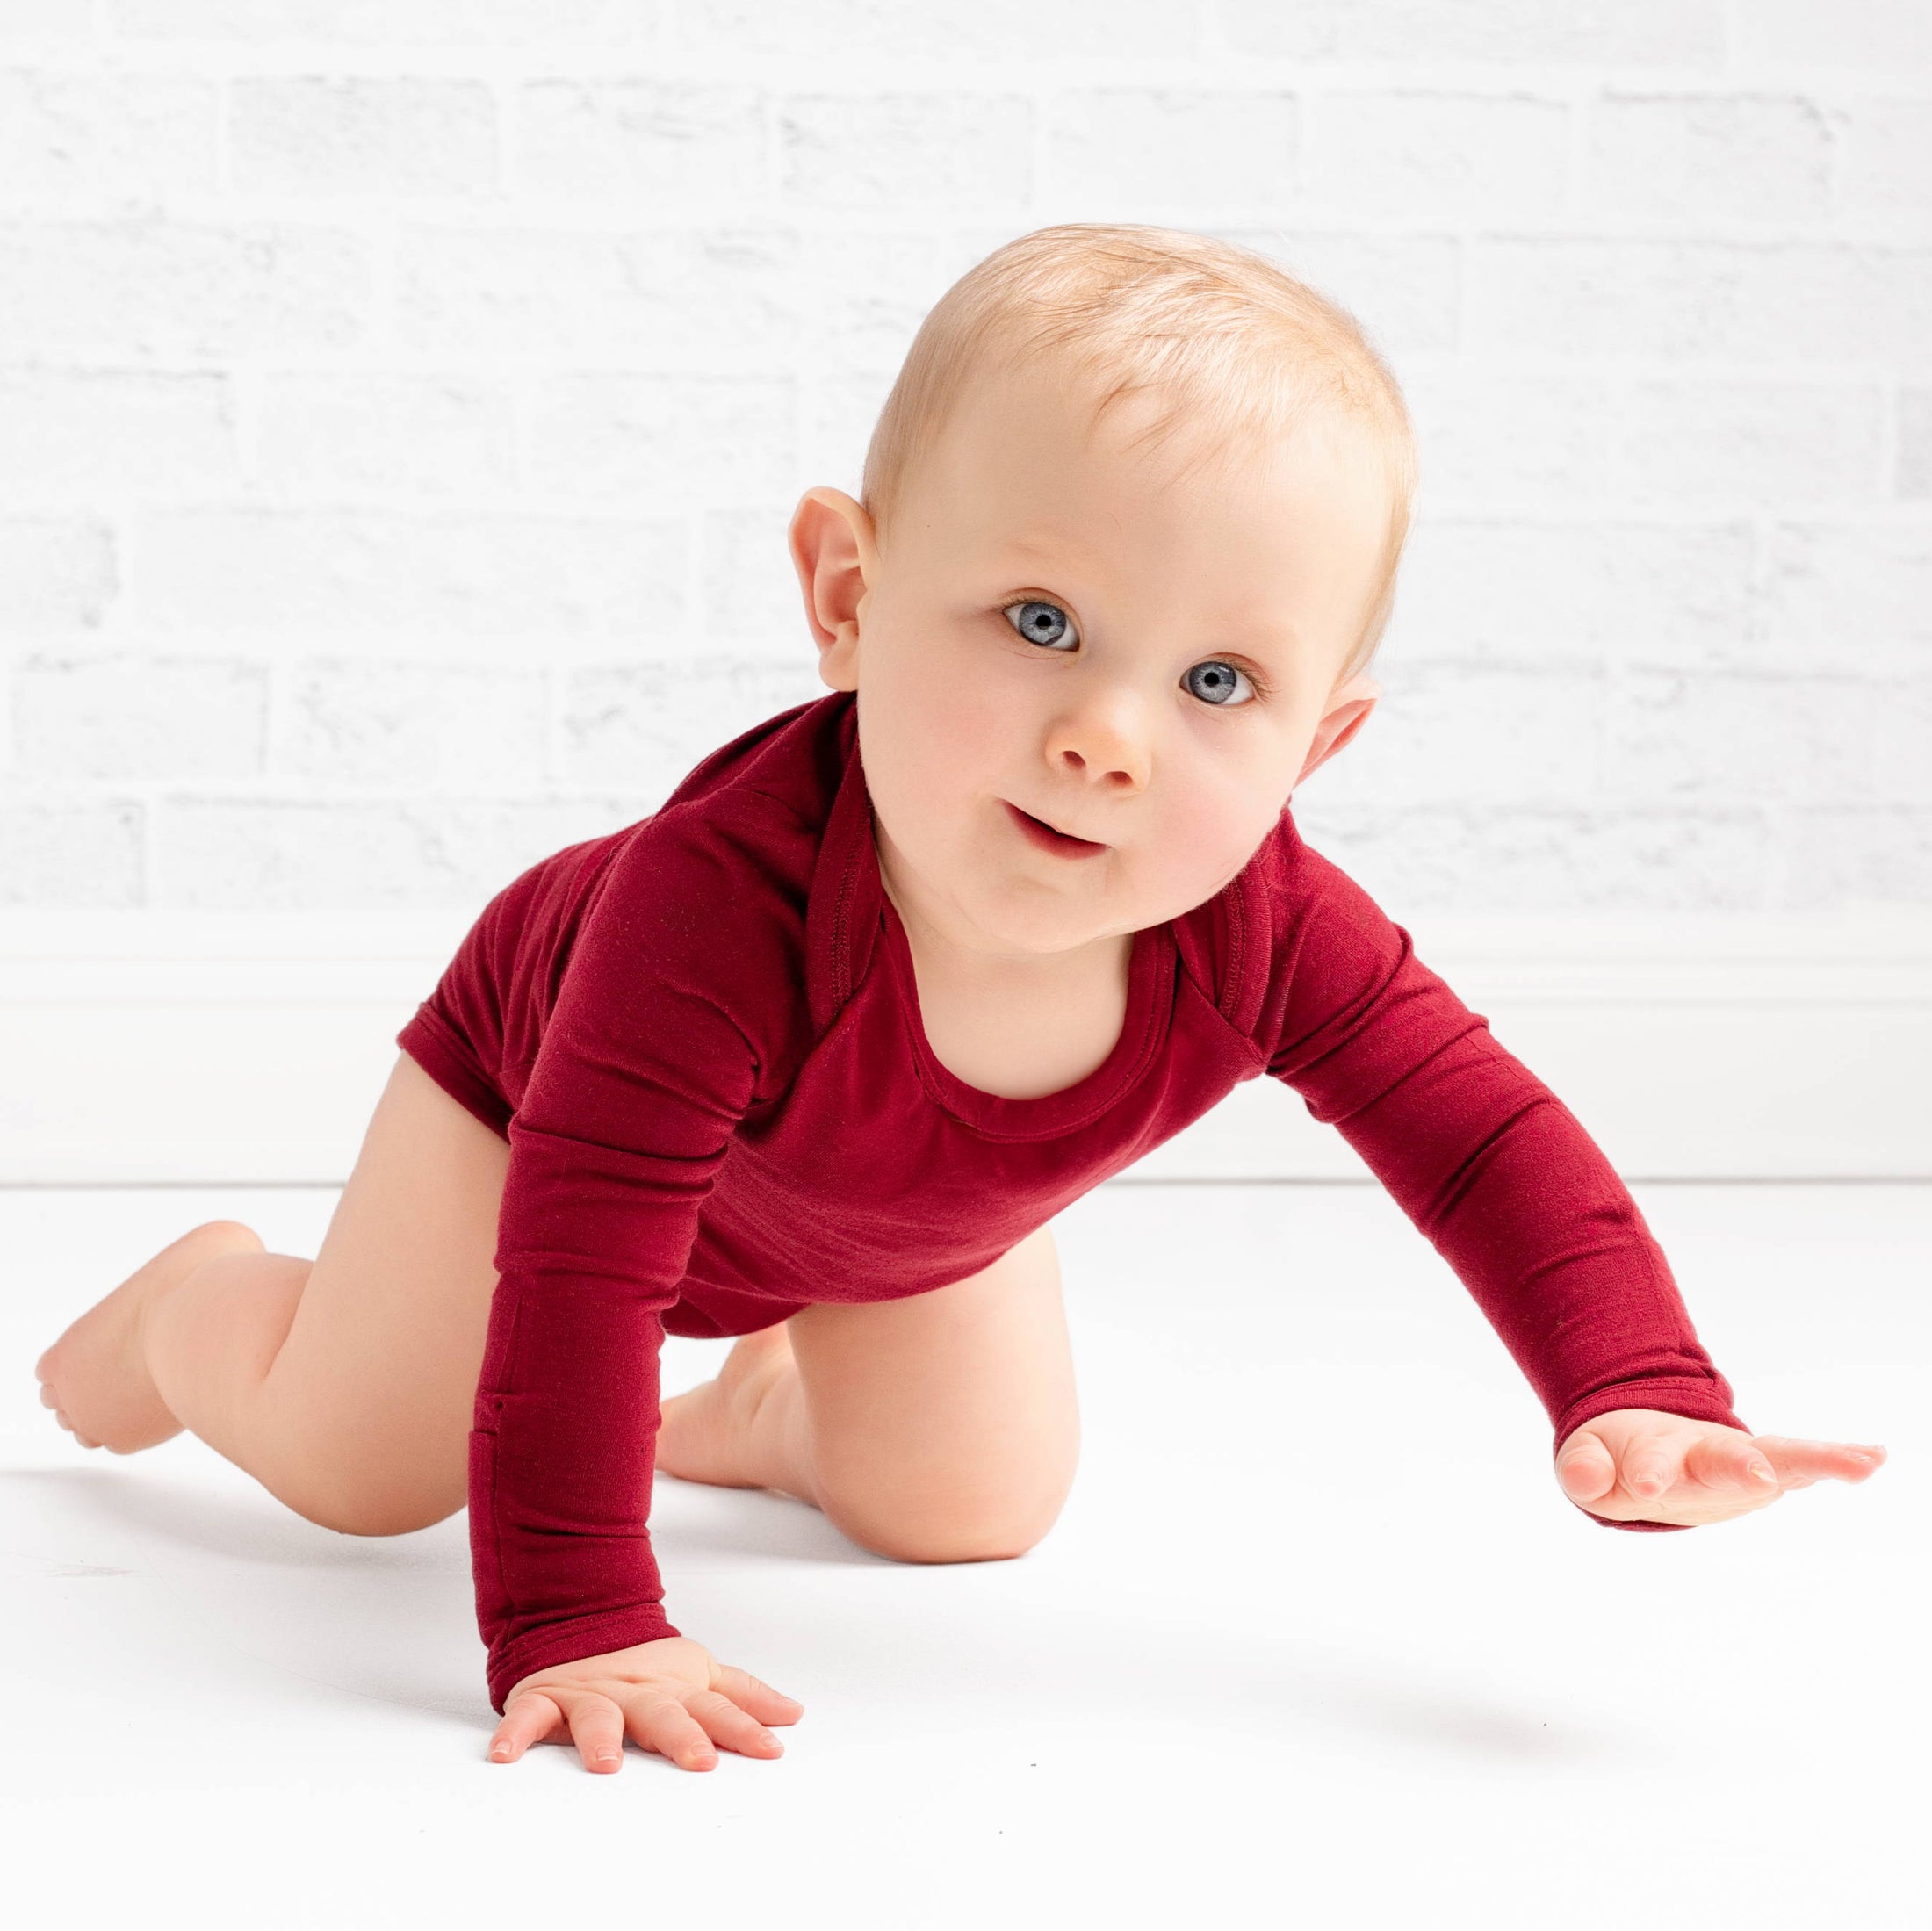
294 1484 459 1539
265 1451 463 1540
858 1524 1040 1566
827 1492 1063 1567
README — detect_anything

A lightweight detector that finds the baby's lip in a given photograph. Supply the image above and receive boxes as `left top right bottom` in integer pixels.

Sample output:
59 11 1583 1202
1004 799 1109 848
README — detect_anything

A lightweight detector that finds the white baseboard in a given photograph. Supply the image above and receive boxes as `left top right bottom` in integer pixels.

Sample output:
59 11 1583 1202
1 906 1928 1185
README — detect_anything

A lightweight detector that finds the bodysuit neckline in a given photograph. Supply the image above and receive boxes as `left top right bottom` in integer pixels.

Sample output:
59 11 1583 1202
875 882 1171 1139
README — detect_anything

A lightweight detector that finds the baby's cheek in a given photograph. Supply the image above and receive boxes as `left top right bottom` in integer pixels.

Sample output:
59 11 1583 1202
937 683 1013 763
1163 789 1269 886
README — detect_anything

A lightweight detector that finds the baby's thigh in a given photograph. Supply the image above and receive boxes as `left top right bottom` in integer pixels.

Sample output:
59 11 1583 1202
264 1051 508 1532
783 1223 1080 1560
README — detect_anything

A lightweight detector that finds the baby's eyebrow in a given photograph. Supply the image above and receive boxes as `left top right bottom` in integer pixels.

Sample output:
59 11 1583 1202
992 534 1083 570
1214 611 1308 660
993 509 1145 566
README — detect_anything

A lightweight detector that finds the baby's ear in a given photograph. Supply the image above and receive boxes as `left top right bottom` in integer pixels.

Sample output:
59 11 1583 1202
789 487 876 689
1296 671 1380 787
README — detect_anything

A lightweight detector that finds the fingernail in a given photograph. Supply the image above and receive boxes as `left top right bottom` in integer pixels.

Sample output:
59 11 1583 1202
595 1748 619 1764
1751 1463 1777 1483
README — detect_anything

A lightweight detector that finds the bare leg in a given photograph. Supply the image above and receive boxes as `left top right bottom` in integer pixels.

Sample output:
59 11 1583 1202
139 1245 321 1497
35 1220 274 1454
657 1221 1080 1563
34 1053 510 1536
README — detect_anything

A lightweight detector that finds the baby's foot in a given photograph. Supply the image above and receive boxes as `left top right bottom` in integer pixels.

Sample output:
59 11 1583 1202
35 1220 265 1454
658 1322 797 1491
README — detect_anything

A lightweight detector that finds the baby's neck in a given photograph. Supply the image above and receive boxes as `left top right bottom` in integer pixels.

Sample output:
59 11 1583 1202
876 842 1127 994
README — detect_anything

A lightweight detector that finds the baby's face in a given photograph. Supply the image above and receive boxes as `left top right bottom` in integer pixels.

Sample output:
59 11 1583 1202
804 359 1391 968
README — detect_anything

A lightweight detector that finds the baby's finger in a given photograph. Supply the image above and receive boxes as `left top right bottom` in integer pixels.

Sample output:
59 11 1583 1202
1685 1432 1779 1494
559 1691 630 1774
1556 1433 1616 1502
710 1661 806 1726
1621 1440 1680 1500
623 1687 718 1772
488 1690 563 1764
684 1687 785 1757
1751 1436 1887 1485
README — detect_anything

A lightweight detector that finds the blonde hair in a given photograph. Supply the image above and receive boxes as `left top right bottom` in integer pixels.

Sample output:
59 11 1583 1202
860 222 1418 688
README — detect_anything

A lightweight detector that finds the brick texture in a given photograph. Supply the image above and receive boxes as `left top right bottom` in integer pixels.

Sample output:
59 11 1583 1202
0 6 1922 911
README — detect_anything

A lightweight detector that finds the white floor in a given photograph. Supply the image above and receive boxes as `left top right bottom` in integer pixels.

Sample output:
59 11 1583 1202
3 1179 1924 1931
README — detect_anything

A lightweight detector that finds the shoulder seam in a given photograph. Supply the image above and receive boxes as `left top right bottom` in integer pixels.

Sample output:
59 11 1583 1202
734 779 819 836
638 777 818 847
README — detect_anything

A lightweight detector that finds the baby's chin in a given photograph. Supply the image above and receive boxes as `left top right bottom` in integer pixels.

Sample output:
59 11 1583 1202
964 874 1232 962
949 885 1126 962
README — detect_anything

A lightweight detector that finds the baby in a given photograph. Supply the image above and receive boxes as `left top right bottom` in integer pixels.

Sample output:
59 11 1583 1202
35 223 1888 1777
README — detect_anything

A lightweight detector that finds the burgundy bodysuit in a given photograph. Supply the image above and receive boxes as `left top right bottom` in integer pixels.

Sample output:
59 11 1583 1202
396 690 1747 1715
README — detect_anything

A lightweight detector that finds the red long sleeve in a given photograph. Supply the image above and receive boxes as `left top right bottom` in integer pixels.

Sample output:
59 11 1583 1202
466 818 764 1716
1259 836 1747 1531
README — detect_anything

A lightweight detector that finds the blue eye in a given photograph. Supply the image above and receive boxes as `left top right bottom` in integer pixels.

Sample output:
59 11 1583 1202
1005 599 1076 650
1001 598 1262 708
1184 661 1258 707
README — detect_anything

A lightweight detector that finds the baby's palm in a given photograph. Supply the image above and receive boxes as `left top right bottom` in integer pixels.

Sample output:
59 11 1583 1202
488 1635 804 1774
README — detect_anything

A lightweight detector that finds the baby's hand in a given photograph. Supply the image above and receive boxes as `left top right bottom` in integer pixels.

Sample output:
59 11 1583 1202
1555 1408 1888 1528
488 1635 804 1774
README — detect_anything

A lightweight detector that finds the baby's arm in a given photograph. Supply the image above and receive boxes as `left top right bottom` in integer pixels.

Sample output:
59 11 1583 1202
472 808 803 1769
472 957 749 1704
1258 841 1882 1529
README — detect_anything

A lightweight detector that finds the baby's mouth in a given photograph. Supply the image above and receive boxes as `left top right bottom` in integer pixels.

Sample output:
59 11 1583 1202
1003 800 1108 854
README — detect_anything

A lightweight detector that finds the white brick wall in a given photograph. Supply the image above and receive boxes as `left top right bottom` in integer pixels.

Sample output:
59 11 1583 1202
0 2 1927 912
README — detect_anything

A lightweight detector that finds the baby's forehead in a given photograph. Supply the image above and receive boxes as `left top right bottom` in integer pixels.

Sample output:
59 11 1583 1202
970 362 1372 488
946 414 1379 538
